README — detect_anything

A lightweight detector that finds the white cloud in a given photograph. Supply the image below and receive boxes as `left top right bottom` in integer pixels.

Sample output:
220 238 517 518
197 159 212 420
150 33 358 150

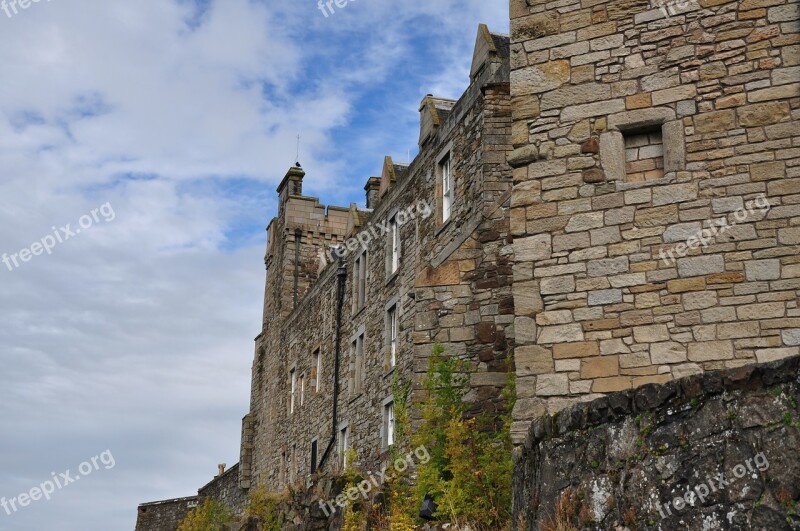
0 0 508 528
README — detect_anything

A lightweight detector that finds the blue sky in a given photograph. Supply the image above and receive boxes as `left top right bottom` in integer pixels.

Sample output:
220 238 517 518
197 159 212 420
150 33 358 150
0 0 508 529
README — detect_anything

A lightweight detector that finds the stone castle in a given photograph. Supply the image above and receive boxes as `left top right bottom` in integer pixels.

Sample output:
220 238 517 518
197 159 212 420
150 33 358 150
137 0 799 528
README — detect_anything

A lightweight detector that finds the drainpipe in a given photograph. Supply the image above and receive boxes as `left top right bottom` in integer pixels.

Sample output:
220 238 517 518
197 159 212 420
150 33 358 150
293 228 302 308
319 256 347 470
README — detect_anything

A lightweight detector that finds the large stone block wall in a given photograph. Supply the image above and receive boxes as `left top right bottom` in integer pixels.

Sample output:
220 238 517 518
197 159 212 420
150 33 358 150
509 0 800 438
512 356 800 530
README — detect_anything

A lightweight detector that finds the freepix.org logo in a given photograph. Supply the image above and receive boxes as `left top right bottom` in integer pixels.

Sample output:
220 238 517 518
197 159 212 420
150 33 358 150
1 450 116 517
1 0 54 19
657 453 770 519
318 199 432 269
2 202 116 272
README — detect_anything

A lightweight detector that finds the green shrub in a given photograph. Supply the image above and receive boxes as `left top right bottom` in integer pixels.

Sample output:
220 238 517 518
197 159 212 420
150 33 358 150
246 486 284 531
342 449 367 531
410 345 515 530
177 498 235 531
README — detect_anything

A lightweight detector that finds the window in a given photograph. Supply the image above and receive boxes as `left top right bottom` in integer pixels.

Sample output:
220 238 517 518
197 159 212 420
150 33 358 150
354 252 367 311
384 401 395 447
441 153 453 223
312 349 321 393
624 129 664 183
387 305 398 368
300 373 305 407
338 425 349 468
352 333 365 395
600 108 684 185
310 439 318 474
289 368 297 414
390 215 400 274
280 450 287 483
291 444 296 482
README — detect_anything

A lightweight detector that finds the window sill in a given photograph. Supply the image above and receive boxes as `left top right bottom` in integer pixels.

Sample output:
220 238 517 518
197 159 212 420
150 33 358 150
352 305 366 319
614 172 676 192
383 366 396 379
435 217 452 237
378 445 395 459
385 270 399 286
348 392 363 405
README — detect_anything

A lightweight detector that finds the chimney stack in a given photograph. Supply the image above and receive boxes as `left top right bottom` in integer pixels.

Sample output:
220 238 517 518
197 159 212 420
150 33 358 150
217 463 226 477
364 177 381 209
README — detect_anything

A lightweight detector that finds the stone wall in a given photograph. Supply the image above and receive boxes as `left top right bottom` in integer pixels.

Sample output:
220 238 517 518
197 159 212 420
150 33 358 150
198 464 248 517
243 24 516 494
135 496 198 531
512 356 800 530
508 0 800 439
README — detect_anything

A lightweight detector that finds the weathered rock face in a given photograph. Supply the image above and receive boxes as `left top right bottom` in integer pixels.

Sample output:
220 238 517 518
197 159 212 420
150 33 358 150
513 356 800 530
508 0 800 440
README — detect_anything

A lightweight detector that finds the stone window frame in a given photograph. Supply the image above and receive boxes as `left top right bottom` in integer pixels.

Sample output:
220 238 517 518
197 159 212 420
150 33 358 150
380 395 395 450
385 207 402 283
600 108 686 190
337 421 350 469
312 347 322 394
290 443 297 483
310 438 318 475
288 364 297 415
435 141 455 231
280 449 287 484
384 295 400 372
299 372 306 407
350 325 366 397
353 250 368 313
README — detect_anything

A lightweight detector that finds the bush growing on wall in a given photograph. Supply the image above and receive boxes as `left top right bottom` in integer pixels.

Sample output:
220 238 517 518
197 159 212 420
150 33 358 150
177 498 235 531
410 344 515 530
246 486 284 531
227 344 515 531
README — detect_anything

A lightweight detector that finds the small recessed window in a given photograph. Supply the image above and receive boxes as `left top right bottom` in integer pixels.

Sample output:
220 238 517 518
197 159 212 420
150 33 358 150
624 129 664 183
441 154 453 223
352 333 365 395
339 425 349 468
299 373 305 407
310 439 318 474
385 401 395 447
354 252 367 311
291 444 297 482
312 349 321 393
289 368 297 414
387 305 398 368
389 215 401 274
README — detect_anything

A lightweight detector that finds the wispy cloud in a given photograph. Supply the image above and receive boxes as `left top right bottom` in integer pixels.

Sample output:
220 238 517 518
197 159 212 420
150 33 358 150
0 0 508 528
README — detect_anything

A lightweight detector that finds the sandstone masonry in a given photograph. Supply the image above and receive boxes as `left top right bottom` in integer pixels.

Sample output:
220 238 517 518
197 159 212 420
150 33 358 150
508 0 800 442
